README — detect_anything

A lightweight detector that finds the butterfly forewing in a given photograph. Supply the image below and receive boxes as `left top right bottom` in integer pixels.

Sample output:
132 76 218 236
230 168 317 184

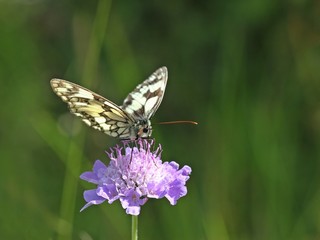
50 79 135 139
121 67 167 119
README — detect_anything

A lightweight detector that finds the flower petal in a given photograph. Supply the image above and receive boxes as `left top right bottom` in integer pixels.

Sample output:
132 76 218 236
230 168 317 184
80 189 106 211
80 171 99 184
97 184 119 203
119 189 148 216
93 160 107 174
166 183 187 205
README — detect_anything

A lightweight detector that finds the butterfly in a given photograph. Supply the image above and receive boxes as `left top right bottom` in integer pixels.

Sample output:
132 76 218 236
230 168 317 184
50 67 167 140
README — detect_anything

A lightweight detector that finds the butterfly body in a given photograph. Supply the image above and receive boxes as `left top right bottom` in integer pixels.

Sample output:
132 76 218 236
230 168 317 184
50 67 167 140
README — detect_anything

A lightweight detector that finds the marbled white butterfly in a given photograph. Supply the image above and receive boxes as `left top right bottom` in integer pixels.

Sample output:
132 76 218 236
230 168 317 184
50 67 167 140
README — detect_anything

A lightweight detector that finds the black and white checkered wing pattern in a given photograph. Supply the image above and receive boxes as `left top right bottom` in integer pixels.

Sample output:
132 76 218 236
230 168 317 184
50 79 135 139
121 67 168 119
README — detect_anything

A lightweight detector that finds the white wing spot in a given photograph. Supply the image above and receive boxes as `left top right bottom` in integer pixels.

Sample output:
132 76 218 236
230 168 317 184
125 108 134 114
65 85 74 90
117 122 128 127
104 111 127 122
139 86 149 95
131 93 147 105
95 117 106 124
110 131 118 137
129 101 143 111
110 125 118 130
83 119 91 126
100 123 111 131
110 108 127 118
144 96 158 113
70 97 79 102
90 100 104 106
148 75 156 81
132 92 143 99
71 93 94 99
149 81 163 93
104 101 119 109
56 87 69 93
51 82 59 88
119 128 130 136
92 125 100 130
78 105 104 113
87 112 100 117
72 102 88 107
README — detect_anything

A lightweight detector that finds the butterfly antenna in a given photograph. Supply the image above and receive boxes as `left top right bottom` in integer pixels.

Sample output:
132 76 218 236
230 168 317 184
156 120 198 125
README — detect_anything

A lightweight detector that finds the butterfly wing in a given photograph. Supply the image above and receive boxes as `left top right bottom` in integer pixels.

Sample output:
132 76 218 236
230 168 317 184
121 66 168 119
50 79 135 139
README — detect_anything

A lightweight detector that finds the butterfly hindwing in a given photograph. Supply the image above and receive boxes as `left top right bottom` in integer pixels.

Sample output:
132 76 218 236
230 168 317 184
121 67 168 119
50 79 135 139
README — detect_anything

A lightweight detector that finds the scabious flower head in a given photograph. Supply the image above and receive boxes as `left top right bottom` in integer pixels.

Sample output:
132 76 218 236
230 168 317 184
80 139 192 215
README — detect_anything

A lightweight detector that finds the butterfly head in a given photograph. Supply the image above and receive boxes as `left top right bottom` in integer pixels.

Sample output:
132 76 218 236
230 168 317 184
135 119 152 139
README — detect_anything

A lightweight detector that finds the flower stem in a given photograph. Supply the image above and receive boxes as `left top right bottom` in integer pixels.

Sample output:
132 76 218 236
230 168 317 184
131 215 138 240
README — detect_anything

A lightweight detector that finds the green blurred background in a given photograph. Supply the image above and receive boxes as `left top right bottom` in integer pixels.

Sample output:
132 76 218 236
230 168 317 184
1 0 320 239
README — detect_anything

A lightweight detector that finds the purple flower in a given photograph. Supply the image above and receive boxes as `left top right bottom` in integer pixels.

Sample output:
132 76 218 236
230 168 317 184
80 139 192 215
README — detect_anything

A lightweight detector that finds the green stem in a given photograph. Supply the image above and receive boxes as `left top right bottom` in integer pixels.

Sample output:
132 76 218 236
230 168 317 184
131 215 138 240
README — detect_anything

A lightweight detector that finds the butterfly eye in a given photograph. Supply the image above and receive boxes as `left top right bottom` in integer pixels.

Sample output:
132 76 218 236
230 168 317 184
143 128 149 133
